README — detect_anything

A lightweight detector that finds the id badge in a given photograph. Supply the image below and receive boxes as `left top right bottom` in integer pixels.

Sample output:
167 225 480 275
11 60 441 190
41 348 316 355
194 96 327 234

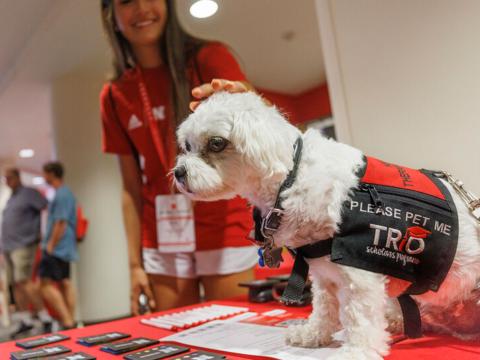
156 194 195 253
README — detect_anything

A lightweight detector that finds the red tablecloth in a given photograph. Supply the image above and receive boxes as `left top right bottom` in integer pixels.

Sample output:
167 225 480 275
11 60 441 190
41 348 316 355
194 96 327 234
1 298 479 359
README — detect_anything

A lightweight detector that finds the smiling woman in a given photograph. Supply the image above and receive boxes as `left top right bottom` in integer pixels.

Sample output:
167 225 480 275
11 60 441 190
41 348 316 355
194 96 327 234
112 0 168 67
99 0 258 315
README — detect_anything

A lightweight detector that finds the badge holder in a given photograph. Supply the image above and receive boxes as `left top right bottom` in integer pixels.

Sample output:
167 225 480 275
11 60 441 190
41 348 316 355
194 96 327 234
156 194 195 253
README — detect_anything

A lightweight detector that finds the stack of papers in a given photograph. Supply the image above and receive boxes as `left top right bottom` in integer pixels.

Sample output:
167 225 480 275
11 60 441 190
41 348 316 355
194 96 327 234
163 320 338 360
141 304 249 331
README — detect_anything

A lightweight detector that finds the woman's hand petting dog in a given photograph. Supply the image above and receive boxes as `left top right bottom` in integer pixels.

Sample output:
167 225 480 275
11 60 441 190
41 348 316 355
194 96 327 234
190 79 271 111
190 79 251 111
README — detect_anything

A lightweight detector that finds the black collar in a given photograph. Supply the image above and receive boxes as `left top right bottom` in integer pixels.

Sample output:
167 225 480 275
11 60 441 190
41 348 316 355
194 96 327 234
253 136 303 244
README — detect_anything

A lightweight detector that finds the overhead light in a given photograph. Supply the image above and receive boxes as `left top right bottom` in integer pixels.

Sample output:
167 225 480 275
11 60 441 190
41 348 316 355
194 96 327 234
32 177 45 185
190 0 218 19
19 149 35 158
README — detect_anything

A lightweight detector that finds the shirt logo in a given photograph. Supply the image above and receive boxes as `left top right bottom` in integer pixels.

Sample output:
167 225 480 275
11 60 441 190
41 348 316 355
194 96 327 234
153 105 165 121
369 224 430 256
128 114 142 130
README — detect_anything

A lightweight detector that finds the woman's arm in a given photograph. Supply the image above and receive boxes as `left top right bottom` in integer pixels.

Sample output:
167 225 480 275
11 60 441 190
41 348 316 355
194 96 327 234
118 154 156 314
118 154 142 268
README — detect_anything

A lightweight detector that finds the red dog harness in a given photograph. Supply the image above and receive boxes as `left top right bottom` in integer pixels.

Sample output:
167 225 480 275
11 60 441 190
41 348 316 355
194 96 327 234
254 150 459 339
331 157 458 296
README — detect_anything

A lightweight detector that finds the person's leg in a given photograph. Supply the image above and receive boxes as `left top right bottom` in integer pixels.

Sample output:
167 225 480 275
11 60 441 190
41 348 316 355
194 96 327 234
9 247 33 312
7 248 36 337
38 253 74 328
5 253 32 338
12 245 54 329
9 244 47 315
9 282 34 338
17 244 49 315
4 253 15 307
202 268 254 301
20 244 54 327
60 279 75 322
15 279 53 328
196 247 257 301
21 280 45 312
143 250 201 311
12 282 29 311
148 274 201 311
40 278 74 328
21 279 53 331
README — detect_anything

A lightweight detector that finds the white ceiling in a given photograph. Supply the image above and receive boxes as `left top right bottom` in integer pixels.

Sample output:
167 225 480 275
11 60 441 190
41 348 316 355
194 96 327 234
0 0 325 172
177 0 326 93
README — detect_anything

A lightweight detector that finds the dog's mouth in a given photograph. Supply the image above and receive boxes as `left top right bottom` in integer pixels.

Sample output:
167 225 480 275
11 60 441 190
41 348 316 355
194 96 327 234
172 163 235 201
173 175 212 200
175 180 194 196
175 181 234 202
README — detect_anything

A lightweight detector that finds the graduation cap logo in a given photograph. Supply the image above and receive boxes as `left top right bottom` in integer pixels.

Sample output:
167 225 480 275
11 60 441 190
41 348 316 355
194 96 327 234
399 226 431 255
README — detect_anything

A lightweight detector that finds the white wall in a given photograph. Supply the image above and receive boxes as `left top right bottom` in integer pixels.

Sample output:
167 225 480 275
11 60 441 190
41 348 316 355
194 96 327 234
317 0 480 194
51 70 130 322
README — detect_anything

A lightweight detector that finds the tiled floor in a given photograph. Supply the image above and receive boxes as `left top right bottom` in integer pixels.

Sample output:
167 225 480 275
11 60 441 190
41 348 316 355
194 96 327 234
0 314 59 343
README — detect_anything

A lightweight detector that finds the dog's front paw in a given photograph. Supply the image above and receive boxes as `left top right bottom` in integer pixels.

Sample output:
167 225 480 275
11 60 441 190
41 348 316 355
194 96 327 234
285 322 333 348
327 345 384 360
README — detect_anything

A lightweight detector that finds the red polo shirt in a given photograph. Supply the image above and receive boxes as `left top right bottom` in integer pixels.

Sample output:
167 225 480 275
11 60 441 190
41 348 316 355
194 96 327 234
100 43 253 251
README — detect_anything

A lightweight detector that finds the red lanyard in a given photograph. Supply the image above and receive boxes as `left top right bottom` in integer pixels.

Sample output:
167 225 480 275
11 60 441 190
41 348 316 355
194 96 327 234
137 67 176 174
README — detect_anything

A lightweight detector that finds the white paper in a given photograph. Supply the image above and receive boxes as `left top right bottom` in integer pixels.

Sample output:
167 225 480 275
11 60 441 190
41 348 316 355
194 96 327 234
162 321 337 360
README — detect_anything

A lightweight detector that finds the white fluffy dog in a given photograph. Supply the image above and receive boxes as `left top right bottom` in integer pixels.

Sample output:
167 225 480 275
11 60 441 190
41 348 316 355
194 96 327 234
174 92 480 359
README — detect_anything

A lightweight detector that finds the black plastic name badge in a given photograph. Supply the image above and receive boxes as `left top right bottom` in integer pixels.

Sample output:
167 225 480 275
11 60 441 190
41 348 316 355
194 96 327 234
100 337 159 355
238 279 278 303
10 345 71 360
124 344 190 360
43 352 96 360
170 351 226 360
77 332 130 346
16 334 70 349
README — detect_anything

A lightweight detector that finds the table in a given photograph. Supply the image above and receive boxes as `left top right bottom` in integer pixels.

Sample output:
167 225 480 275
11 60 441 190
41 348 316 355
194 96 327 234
1 298 479 359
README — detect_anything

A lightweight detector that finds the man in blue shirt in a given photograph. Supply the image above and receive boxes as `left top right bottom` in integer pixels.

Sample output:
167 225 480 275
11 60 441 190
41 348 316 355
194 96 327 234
39 162 78 329
1 168 53 337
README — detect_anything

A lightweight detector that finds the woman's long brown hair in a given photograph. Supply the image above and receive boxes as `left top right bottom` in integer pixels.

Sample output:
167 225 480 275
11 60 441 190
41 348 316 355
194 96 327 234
101 0 206 125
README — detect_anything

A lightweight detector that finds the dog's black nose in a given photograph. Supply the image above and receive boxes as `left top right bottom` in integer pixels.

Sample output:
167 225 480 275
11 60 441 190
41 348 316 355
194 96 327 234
174 166 187 182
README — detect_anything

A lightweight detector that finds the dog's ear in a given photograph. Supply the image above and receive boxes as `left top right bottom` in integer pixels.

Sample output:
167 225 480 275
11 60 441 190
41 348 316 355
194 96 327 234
230 107 293 177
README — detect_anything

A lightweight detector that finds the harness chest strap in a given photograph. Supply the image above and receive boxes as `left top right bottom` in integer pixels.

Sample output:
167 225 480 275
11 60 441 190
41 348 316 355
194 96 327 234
280 239 333 305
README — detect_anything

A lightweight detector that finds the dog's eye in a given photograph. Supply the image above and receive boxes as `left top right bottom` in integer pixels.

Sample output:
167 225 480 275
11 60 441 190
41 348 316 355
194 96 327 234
185 141 191 152
207 137 228 153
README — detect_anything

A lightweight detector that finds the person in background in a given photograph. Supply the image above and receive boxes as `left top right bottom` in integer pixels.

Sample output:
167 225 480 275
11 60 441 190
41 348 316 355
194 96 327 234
100 0 257 315
0 168 53 338
39 162 78 330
